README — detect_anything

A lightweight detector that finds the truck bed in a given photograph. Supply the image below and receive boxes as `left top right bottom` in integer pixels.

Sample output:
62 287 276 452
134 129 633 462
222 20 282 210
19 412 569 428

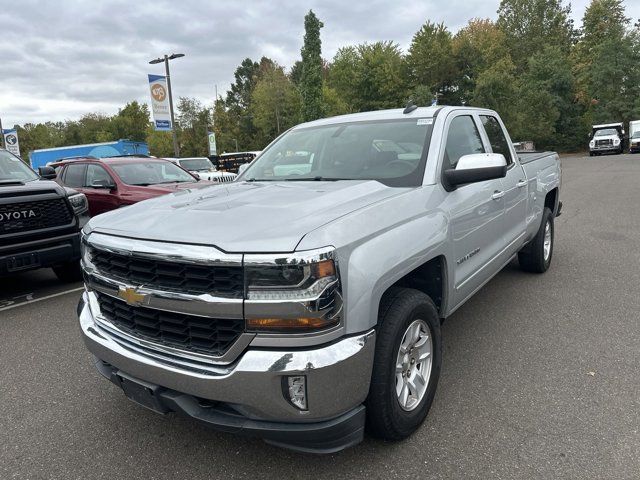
517 151 557 165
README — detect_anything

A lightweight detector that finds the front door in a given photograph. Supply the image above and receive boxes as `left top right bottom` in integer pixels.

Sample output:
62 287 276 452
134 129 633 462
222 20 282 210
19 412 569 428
442 114 506 307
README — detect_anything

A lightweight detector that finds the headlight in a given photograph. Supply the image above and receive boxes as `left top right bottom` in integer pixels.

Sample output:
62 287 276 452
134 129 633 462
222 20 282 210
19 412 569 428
589 140 595 147
244 247 342 332
68 193 88 214
614 138 620 145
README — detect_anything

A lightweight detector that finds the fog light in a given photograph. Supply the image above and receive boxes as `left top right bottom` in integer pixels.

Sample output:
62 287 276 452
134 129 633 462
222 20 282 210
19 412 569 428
285 375 307 410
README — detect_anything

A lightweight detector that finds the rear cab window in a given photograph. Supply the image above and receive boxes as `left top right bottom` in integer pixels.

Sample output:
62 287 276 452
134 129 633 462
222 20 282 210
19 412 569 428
480 115 514 165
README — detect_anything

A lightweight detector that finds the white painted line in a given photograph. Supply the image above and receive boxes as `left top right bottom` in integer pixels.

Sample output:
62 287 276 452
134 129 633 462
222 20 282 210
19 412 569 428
0 287 84 312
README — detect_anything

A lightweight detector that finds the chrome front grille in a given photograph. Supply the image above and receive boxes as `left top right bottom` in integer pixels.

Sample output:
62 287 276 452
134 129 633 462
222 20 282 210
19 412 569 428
95 292 244 356
83 232 248 362
595 139 613 147
88 247 243 298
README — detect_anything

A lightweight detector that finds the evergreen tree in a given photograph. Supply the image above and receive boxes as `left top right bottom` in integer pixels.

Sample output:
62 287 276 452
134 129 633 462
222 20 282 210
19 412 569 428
300 10 324 121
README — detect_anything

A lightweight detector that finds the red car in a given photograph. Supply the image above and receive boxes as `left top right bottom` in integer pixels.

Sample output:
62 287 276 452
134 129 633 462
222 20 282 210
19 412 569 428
52 156 213 217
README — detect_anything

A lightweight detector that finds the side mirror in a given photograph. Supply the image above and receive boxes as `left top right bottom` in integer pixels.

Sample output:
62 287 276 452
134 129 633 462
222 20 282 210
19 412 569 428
238 163 250 175
443 153 507 190
38 166 57 180
90 179 115 189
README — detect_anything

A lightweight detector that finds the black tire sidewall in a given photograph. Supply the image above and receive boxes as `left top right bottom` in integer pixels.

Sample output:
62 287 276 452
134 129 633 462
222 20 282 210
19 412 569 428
367 289 442 440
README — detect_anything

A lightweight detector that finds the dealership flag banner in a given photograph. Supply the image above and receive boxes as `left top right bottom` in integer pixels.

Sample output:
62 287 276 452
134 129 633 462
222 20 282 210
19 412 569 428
208 132 217 156
2 129 21 156
148 74 172 131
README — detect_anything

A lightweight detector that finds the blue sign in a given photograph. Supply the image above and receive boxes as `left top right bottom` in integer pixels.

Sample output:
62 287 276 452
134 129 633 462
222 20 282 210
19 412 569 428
155 120 171 131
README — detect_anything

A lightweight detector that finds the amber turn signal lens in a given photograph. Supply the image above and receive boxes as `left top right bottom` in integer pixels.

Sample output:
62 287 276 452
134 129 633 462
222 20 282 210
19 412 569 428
247 317 337 331
313 259 336 278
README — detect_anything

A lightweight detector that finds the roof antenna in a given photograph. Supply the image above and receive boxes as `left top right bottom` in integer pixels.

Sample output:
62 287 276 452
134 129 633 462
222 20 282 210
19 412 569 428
403 100 418 114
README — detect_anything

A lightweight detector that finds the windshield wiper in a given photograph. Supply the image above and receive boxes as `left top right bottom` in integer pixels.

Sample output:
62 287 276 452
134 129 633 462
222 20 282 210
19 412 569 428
284 176 349 181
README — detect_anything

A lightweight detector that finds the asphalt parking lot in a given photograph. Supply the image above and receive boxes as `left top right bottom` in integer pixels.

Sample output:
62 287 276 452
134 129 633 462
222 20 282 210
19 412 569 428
1 153 639 479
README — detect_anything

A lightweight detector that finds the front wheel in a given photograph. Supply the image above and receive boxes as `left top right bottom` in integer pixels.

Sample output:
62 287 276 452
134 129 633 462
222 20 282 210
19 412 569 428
518 207 554 273
367 288 442 441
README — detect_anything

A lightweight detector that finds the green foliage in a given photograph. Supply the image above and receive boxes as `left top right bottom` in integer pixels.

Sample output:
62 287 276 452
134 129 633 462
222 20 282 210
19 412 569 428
574 0 640 126
329 41 408 111
250 64 302 146
453 19 511 104
175 97 212 157
407 22 458 104
300 10 324 121
497 0 574 71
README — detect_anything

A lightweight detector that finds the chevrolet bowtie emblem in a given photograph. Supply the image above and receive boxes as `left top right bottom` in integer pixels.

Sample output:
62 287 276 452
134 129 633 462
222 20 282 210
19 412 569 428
117 286 147 306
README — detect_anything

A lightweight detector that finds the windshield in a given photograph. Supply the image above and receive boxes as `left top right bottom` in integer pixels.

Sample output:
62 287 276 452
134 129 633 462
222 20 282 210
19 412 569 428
239 119 433 187
632 132 640 139
111 161 196 186
180 158 214 171
0 150 38 182
594 128 618 137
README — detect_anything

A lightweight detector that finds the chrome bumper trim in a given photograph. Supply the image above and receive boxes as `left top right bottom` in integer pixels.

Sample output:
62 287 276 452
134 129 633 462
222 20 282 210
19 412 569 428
79 292 376 421
85 270 243 319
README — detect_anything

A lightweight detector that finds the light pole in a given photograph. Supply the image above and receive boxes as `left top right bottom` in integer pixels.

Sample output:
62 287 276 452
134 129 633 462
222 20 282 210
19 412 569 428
149 53 184 157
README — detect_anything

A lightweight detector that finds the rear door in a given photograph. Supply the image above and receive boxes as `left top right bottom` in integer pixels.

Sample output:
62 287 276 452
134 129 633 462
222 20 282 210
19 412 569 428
442 113 506 306
479 115 528 255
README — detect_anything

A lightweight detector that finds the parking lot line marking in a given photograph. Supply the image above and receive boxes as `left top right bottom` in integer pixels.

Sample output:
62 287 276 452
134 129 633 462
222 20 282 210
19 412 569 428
0 287 84 312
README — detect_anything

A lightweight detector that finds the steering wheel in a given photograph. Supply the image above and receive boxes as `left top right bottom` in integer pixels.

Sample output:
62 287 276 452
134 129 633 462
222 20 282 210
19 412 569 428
387 160 415 172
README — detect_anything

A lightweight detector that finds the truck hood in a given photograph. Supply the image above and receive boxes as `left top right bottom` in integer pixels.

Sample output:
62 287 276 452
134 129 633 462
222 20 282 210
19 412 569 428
89 180 405 252
0 179 68 197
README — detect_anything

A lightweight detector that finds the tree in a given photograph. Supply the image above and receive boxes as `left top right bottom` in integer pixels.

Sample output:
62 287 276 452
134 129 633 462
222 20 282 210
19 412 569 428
176 97 211 157
406 22 459 104
329 41 407 111
110 101 149 142
250 64 301 147
471 57 520 131
497 0 574 71
574 0 640 125
453 19 511 104
523 46 583 150
300 10 324 121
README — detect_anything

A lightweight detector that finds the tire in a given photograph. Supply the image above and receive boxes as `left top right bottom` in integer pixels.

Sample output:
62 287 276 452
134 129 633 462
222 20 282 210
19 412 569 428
589 151 594 157
53 261 82 282
367 288 442 441
518 207 554 273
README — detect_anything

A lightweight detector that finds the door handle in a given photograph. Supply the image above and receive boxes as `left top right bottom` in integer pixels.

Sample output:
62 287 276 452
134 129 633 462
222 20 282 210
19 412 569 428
516 180 527 188
491 190 505 200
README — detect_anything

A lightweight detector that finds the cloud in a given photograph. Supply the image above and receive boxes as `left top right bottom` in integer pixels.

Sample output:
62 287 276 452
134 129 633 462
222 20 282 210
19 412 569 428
1 0 638 127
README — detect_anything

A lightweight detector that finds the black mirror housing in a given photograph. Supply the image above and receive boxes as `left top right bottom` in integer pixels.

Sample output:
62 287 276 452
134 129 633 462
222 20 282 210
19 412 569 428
443 165 507 189
38 166 57 180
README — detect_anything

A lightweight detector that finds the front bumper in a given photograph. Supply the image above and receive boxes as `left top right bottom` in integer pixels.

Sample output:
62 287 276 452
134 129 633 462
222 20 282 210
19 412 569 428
0 231 80 276
78 293 376 452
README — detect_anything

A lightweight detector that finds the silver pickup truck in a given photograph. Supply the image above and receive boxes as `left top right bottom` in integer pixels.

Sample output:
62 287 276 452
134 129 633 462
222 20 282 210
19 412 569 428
77 106 561 453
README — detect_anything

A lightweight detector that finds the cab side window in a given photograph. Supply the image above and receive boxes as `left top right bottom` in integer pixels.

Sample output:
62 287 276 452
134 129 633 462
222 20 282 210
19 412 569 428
62 164 86 188
480 115 514 165
85 164 113 187
444 115 485 170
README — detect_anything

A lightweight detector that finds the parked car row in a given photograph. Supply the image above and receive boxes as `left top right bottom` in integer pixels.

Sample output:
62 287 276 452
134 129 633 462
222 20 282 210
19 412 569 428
0 148 89 280
1 151 239 281
50 156 215 217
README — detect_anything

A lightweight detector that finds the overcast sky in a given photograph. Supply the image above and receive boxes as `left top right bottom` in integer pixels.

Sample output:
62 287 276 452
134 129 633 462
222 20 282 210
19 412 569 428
2 0 640 127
